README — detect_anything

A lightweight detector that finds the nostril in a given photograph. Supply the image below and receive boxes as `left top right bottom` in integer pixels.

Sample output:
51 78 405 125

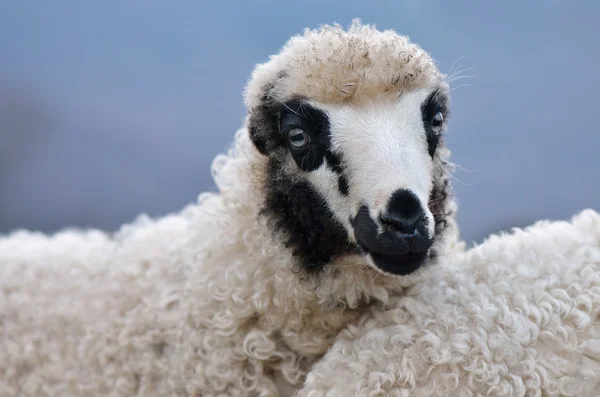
380 211 424 234
380 189 426 235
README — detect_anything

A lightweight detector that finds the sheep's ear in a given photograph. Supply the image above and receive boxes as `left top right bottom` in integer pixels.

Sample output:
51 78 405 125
248 123 269 156
246 73 289 156
247 108 284 156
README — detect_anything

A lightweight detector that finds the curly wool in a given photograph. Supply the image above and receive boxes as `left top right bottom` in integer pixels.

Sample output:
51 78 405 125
297 209 600 397
244 18 444 110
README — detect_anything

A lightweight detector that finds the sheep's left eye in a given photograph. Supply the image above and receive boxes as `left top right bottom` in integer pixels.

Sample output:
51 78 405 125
431 111 443 134
288 128 310 149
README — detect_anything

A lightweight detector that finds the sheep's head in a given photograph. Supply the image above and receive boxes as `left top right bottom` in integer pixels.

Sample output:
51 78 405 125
245 20 457 277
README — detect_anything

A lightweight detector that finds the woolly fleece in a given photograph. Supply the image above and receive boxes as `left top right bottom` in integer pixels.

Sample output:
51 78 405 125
298 209 600 397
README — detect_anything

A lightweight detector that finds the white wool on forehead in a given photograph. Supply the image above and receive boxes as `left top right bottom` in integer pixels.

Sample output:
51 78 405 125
244 19 444 109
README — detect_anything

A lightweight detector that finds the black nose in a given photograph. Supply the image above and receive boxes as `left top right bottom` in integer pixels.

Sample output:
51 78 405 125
380 189 425 235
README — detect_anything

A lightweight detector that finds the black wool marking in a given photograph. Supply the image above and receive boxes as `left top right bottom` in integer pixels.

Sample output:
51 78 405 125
247 84 359 273
337 174 349 196
248 83 286 156
324 151 343 174
428 171 453 240
421 87 452 233
278 100 332 172
420 88 449 158
249 81 382 272
421 166 454 266
248 88 349 182
261 158 357 273
326 150 350 196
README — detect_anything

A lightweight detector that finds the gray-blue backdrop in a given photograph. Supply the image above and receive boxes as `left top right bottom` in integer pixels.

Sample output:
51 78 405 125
1 1 598 245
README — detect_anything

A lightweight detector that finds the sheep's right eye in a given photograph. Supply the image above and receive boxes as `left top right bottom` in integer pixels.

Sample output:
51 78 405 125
288 128 310 149
431 111 444 134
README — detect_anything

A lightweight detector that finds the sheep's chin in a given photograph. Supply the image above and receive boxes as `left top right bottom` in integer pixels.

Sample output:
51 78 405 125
362 250 428 276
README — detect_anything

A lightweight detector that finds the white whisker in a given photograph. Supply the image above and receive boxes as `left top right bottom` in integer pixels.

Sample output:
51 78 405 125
447 56 469 77
447 83 473 94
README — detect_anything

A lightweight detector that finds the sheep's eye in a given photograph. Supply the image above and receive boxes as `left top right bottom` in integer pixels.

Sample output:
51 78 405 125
431 111 444 134
288 128 310 149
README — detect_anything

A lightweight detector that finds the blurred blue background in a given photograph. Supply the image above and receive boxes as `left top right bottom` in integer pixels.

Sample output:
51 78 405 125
0 1 598 244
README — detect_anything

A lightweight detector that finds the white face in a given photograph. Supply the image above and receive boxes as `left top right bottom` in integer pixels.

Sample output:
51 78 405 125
252 84 450 276
307 88 437 243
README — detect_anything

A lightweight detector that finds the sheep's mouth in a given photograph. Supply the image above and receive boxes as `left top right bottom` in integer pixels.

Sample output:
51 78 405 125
356 241 429 276
351 206 433 276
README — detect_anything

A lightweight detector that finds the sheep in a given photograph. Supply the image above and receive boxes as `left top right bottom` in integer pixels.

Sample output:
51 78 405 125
2 18 596 397
0 20 462 396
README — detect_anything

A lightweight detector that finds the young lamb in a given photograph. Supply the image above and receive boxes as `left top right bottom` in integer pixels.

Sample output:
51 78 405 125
1 19 597 397
0 20 461 396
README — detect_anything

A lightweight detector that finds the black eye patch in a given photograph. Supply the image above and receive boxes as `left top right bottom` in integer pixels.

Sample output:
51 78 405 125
279 100 332 172
420 88 449 157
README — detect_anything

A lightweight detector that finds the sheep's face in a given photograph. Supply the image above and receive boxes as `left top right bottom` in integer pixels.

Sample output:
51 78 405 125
245 21 455 277
249 86 453 277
